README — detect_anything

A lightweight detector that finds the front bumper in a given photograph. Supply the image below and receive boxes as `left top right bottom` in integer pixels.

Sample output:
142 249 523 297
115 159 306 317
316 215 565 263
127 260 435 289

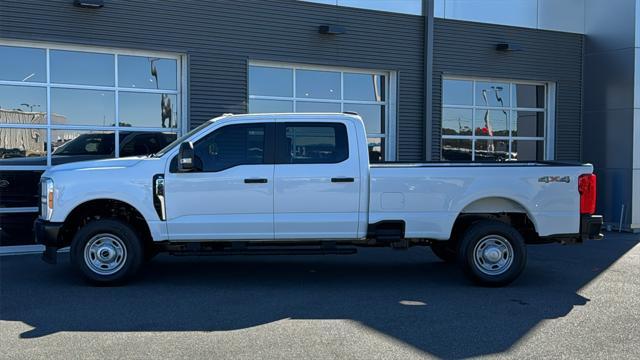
33 218 64 264
581 214 604 241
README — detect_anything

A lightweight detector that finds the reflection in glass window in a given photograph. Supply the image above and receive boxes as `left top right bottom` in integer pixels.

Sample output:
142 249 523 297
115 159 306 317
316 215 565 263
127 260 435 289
0 45 46 83
119 92 177 128
119 132 177 157
367 137 384 163
443 79 472 106
512 111 544 137
0 85 47 124
514 84 545 108
441 138 471 161
475 109 508 136
249 99 293 113
296 69 341 100
344 73 385 101
476 81 510 107
118 56 177 90
0 127 47 162
51 88 115 126
344 103 384 134
442 108 472 135
52 130 115 156
249 66 293 97
296 101 341 112
50 50 115 86
441 78 549 161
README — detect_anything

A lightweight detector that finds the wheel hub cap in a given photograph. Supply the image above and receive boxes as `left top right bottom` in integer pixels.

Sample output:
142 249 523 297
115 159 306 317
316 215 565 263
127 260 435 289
473 235 514 276
84 234 127 276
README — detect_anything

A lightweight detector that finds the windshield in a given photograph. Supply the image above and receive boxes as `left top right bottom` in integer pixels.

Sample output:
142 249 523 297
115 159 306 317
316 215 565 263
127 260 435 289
153 120 213 157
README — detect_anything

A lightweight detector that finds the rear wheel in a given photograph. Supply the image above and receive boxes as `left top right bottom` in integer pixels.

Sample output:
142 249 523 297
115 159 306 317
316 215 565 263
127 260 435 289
70 219 143 285
458 220 526 287
430 241 457 263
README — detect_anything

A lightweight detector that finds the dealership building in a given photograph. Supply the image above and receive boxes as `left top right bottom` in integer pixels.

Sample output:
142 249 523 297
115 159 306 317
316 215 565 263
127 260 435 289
0 0 638 241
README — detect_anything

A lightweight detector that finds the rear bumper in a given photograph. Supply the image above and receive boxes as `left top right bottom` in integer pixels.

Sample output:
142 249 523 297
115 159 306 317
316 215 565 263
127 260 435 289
33 218 64 264
581 214 604 241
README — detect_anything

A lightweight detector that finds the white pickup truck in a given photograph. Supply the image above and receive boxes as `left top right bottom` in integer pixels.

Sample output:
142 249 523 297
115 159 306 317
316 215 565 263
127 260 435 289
34 113 603 286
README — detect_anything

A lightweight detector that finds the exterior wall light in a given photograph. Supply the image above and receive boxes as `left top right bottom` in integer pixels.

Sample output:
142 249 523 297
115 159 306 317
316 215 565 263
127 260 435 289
496 43 523 51
319 25 346 35
73 0 104 9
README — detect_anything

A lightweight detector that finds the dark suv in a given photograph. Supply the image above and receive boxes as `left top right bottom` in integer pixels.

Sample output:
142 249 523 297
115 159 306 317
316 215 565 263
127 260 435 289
0 131 177 246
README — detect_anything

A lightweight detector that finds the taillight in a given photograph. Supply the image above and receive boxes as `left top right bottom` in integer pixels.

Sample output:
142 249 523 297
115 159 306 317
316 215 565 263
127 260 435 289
578 174 596 214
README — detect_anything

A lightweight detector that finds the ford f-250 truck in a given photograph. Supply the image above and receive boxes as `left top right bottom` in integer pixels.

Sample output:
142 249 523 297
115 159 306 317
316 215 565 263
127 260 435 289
34 113 603 286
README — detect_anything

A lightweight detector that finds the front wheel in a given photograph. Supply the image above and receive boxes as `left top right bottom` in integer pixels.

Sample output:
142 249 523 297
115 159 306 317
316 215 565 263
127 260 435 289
458 220 527 287
70 219 143 285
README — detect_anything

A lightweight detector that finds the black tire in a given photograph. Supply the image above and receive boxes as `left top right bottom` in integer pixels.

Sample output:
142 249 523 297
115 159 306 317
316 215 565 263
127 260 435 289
458 220 527 287
430 241 457 263
70 219 144 285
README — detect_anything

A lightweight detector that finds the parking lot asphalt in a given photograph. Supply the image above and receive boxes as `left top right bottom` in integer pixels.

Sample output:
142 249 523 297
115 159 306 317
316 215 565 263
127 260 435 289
1 232 639 360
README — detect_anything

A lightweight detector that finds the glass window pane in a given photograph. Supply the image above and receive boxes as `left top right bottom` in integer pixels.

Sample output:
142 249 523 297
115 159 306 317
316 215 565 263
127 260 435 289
0 45 46 82
512 140 544 161
119 92 177 128
0 85 47 125
119 131 177 157
441 138 471 161
442 108 472 135
51 130 115 160
249 66 293 97
475 109 508 136
296 101 341 112
195 124 265 172
513 111 544 137
475 139 510 162
118 56 177 90
344 73 385 101
476 81 510 107
367 137 385 163
283 124 348 164
296 69 340 100
443 79 472 106
50 50 115 86
249 99 293 113
514 84 545 108
51 88 115 126
344 103 384 134
0 127 47 165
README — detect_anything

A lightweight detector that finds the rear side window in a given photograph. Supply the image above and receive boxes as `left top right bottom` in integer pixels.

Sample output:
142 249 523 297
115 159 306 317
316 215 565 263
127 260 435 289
278 123 348 164
194 124 266 172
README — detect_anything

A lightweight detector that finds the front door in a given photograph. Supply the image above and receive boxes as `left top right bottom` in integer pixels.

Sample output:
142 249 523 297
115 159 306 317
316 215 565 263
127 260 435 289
164 122 275 240
274 121 361 239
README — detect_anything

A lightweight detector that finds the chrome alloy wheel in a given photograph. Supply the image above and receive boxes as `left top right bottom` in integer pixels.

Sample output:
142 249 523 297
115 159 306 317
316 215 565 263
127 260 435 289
472 235 514 276
83 234 127 275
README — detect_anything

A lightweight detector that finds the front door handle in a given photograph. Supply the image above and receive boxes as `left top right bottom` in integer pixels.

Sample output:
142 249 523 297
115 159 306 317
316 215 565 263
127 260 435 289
244 178 268 184
331 177 354 183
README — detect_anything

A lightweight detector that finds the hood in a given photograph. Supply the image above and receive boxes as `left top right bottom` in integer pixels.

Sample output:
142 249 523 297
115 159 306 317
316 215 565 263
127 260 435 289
45 156 146 174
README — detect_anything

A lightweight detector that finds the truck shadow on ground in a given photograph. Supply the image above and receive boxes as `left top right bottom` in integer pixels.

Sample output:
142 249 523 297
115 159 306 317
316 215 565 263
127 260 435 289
1 233 638 359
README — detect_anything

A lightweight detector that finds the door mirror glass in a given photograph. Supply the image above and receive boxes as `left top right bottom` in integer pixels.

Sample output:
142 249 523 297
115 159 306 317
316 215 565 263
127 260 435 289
178 141 194 172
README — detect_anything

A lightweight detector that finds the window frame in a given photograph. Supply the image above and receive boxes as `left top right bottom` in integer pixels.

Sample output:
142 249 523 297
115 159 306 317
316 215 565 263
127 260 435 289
0 39 187 171
275 122 349 165
248 61 397 161
441 76 555 162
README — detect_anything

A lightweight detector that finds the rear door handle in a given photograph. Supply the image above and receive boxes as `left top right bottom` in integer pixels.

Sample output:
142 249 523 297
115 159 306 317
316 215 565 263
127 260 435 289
244 178 268 184
331 177 354 183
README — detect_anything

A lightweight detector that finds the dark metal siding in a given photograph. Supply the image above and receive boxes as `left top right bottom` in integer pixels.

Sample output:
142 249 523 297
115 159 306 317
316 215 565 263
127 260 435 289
0 0 425 161
433 19 584 161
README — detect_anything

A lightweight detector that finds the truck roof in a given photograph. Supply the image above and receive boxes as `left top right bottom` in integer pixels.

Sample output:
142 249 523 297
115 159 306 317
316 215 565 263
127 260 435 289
214 112 362 122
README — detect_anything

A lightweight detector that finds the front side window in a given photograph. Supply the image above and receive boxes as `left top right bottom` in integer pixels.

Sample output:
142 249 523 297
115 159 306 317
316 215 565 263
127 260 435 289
441 78 549 162
194 124 266 172
279 123 348 164
248 63 390 162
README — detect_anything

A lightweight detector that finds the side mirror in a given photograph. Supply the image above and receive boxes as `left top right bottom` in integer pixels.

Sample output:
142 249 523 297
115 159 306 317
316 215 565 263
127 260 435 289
178 141 194 172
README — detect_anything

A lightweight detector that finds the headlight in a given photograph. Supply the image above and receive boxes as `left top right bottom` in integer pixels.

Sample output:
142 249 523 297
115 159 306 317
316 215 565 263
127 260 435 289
40 178 54 221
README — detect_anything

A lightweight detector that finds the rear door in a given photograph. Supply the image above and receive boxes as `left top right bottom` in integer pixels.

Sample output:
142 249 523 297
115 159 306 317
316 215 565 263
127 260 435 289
273 120 361 239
